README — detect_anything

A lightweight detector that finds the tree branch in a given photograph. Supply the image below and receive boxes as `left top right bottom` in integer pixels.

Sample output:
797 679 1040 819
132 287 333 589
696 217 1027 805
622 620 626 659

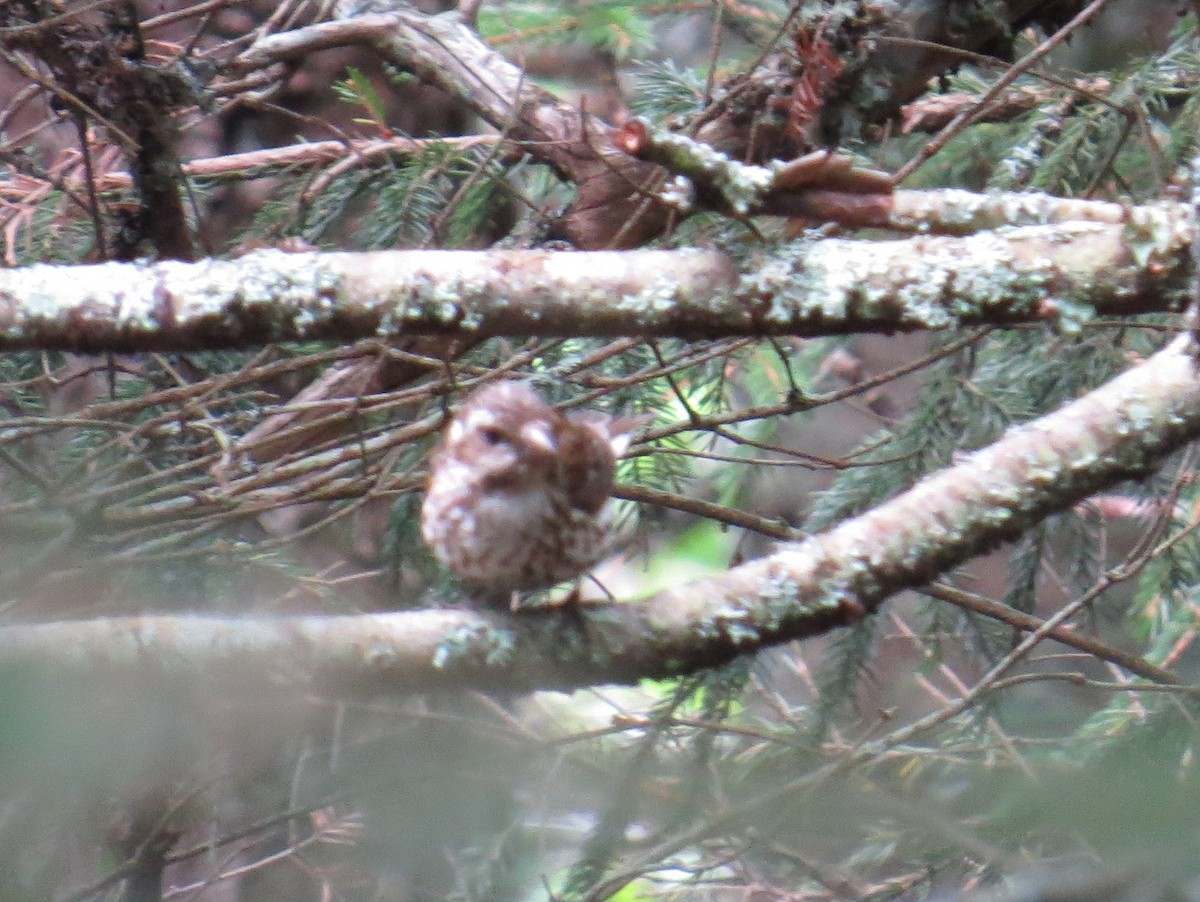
2 333 1197 693
233 1 669 248
0 200 1187 351
221 0 1099 249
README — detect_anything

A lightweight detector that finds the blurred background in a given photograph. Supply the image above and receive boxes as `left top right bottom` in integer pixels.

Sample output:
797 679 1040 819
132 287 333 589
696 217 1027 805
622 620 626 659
1 0 1199 899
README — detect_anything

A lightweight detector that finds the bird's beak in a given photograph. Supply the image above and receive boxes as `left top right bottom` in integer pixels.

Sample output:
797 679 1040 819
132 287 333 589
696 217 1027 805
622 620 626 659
520 421 557 458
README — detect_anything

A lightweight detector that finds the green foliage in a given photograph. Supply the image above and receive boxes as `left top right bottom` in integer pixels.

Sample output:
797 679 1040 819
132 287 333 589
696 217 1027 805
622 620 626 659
477 0 658 60
1032 29 1200 197
333 66 389 130
299 167 377 246
242 142 513 250
808 324 1154 713
901 23 1200 198
628 60 708 120
991 702 1200 863
805 351 962 532
1002 524 1044 618
356 143 510 249
2 186 99 265
812 614 879 731
606 882 656 902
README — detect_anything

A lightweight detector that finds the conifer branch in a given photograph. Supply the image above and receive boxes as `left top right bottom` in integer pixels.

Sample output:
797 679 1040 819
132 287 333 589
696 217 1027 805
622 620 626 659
1 332 1198 693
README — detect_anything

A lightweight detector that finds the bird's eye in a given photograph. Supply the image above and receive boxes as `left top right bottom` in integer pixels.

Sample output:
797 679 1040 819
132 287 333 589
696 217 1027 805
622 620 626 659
479 427 506 446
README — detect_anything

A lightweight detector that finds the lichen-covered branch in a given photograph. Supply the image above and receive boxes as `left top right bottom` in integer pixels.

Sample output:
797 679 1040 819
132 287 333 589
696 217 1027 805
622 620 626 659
811 187 1137 234
223 0 1098 250
2 333 1197 693
614 119 894 216
0 202 1189 351
613 119 1135 234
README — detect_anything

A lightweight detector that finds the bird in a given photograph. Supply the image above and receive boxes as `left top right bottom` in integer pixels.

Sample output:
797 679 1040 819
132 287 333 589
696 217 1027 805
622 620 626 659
420 380 637 608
